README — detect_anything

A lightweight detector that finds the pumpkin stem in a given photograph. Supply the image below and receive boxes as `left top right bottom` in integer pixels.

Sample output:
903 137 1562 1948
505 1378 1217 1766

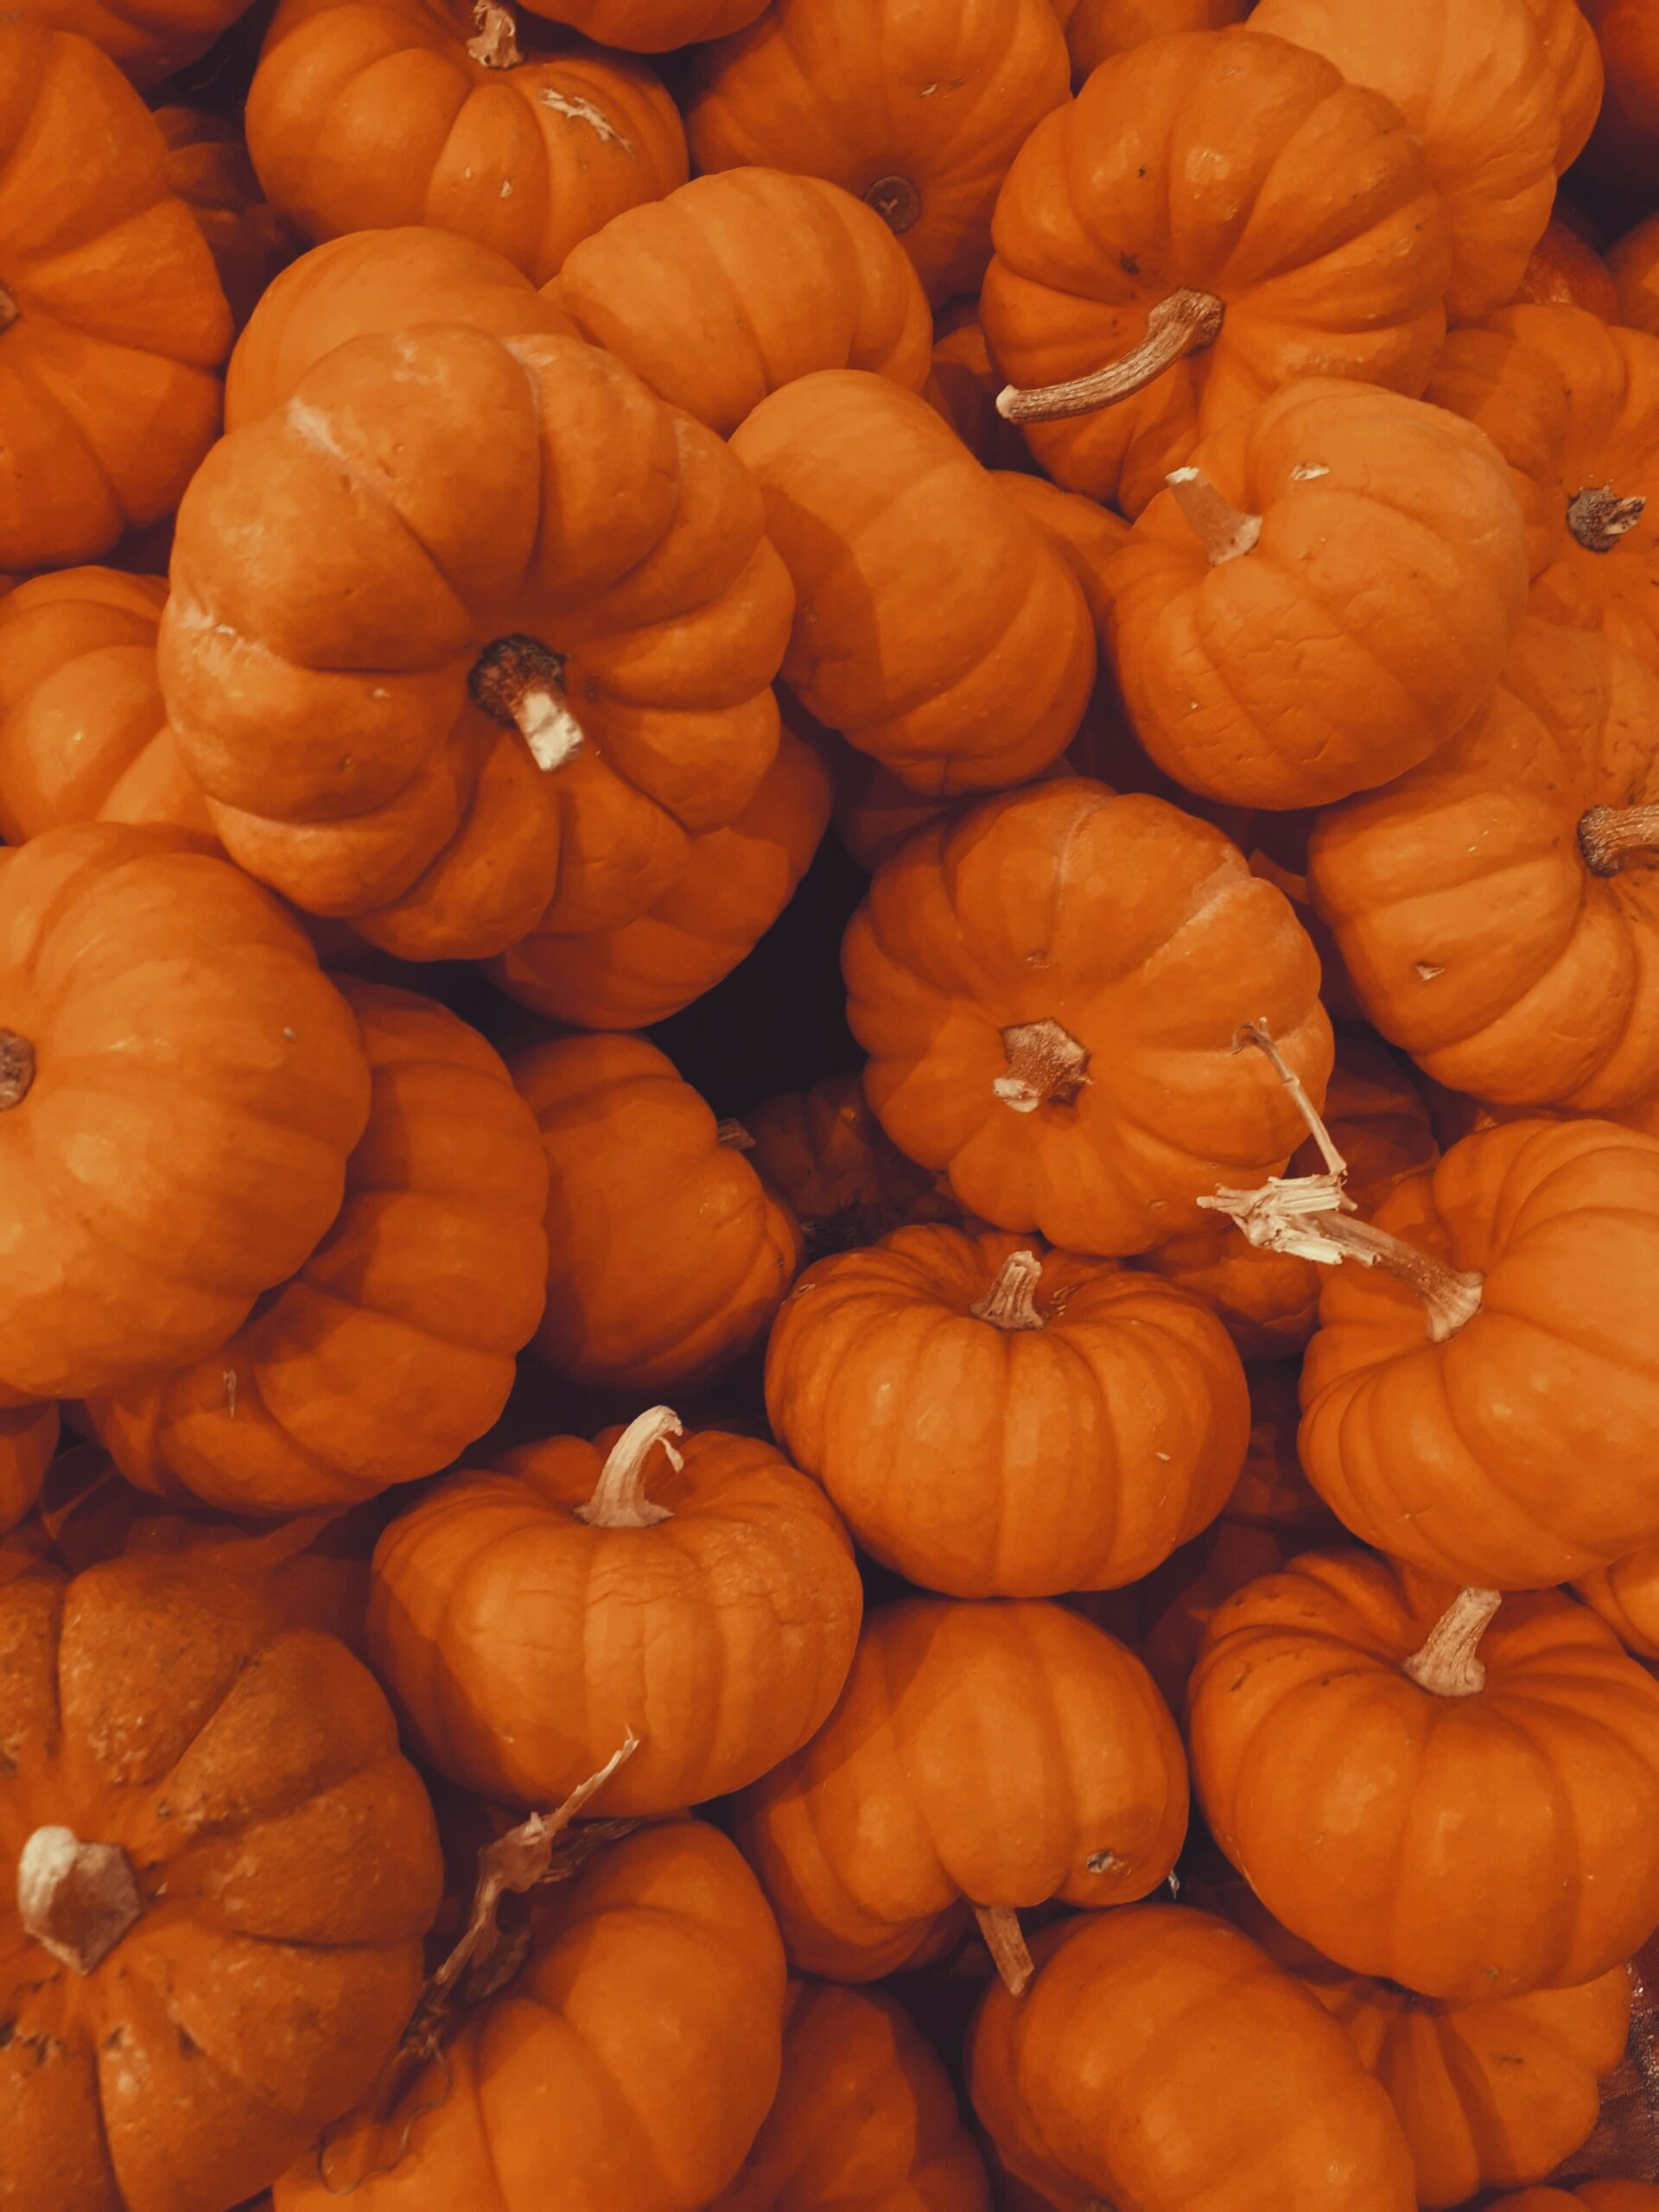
16 1825 143 1974
1198 1025 1484 1344
996 289 1225 426
469 634 583 771
864 175 921 235
715 1117 756 1151
1567 483 1645 554
970 1249 1046 1331
1166 466 1262 565
0 282 18 336
994 1020 1090 1113
0 1030 35 1110
1579 802 1659 875
576 1406 683 1529
466 0 522 66
974 1904 1036 1996
1403 1587 1503 1698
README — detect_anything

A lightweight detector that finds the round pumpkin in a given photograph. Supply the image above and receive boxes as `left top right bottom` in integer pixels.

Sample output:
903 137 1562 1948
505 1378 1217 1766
979 28 1452 512
1511 217 1620 316
730 372 1095 796
152 107 296 333
765 1224 1249 1597
369 1408 861 1811
735 1595 1187 1982
518 0 765 44
0 823 372 1405
1222 1358 1341 1539
8 0 254 86
1574 1545 1659 1659
711 1977 992 2212
1610 213 1659 337
0 1545 442 2212
685 0 1071 306
274 1820 786 2212
514 1033 802 1390
0 23 231 573
1189 1548 1659 2001
740 1071 959 1257
161 322 792 961
969 1905 1417 2212
550 168 933 435
1128 1519 1299 1712
1523 0 1607 168
0 1401 59 1538
1101 378 1529 809
843 777 1333 1256
246 0 687 285
1063 0 1247 78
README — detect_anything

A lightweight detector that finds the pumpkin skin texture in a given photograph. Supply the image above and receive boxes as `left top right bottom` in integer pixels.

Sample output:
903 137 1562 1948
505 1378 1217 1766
1188 1549 1659 2002
709 1978 992 2212
969 1905 1418 2212
0 24 232 574
0 823 372 1406
519 0 765 45
1522 0 1606 169
735 1597 1188 1981
1306 625 1659 1112
160 323 792 961
273 1820 786 2212
1511 218 1619 317
514 1033 803 1391
1610 214 1659 339
368 1415 861 1813
246 0 688 286
0 1548 442 2212
550 170 933 436
842 778 1333 1257
153 108 296 334
0 1401 59 1537
7 0 252 86
1064 0 1247 79
1575 1547 1659 1659
87 984 549 1516
487 713 830 1029
741 1072 959 1257
685 0 1071 307
980 29 1452 513
730 372 1095 797
1101 379 1530 809
1249 0 1559 321
765 1225 1249 1598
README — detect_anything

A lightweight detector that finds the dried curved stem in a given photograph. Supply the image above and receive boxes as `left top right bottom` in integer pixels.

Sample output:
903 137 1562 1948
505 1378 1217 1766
1167 466 1262 564
576 1406 683 1529
1403 1588 1502 1698
1580 802 1659 875
974 1904 1035 1996
16 1826 143 1974
1567 483 1645 553
466 0 522 66
997 289 1224 425
970 1249 1046 1331
994 1020 1090 1113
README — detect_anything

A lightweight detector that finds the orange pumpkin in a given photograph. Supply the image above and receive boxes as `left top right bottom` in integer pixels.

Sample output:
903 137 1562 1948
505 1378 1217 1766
1063 0 1246 78
685 0 1071 305
1610 214 1659 338
1511 217 1620 316
161 323 792 961
9 0 253 85
0 23 231 573
730 372 1094 796
1 1546 442 2211
275 1820 786 2211
711 1978 992 2212
1576 0 1659 192
87 985 549 1516
246 0 687 285
843 777 1332 1256
1129 1519 1300 1712
740 1071 959 1255
550 168 933 435
765 1225 1249 1597
735 1595 1187 1982
1189 1550 1659 2000
514 1033 802 1390
1574 1546 1659 1659
1307 625 1659 1111
1523 0 1607 168
969 1905 1417 2211
153 107 296 333
0 1402 59 1537
369 1408 861 1811
923 302 1029 467
1222 1358 1341 1539
0 824 372 1405
980 29 1452 513
1249 0 1560 320
518 0 765 43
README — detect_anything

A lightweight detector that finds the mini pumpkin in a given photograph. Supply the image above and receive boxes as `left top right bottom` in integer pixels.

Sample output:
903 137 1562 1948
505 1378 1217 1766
246 0 687 285
153 107 296 332
1511 217 1619 316
1 1545 442 2211
980 28 1452 512
0 823 372 1405
1574 1546 1659 1659
739 1071 958 1256
1521 0 1605 170
0 1402 59 1538
161 323 792 960
1189 1550 1659 2000
736 1595 1187 1984
369 1407 861 1811
0 23 231 573
843 777 1332 1255
514 1033 802 1390
765 1225 1249 1597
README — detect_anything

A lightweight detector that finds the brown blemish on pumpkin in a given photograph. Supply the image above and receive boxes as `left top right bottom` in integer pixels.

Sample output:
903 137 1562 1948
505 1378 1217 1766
1579 800 1659 874
864 175 922 235
469 634 584 772
0 1031 35 1109
0 283 17 336
1567 482 1645 553
994 1019 1090 1113
997 288 1224 424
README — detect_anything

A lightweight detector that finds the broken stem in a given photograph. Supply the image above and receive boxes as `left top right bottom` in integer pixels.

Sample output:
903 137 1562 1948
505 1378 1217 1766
466 0 522 66
974 1904 1035 1996
1166 466 1262 564
1579 802 1659 875
1567 483 1645 554
1403 1587 1502 1698
969 1249 1047 1331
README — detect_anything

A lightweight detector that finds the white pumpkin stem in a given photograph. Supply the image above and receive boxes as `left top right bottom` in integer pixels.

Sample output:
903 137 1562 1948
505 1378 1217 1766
715 1118 756 1151
16 1825 143 1974
994 1020 1090 1113
1567 482 1645 554
1198 1025 1483 1345
469 634 583 772
1166 466 1262 565
576 1407 683 1529
1579 802 1659 875
1403 1588 1503 1698
467 0 522 66
997 289 1224 425
970 1249 1046 1332
974 1904 1035 1997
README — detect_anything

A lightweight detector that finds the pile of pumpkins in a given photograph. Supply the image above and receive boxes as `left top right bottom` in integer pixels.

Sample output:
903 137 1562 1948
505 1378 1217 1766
10 0 1659 2204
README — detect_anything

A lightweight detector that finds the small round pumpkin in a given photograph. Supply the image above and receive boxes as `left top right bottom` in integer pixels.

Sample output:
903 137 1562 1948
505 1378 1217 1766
1574 1546 1659 1660
1511 218 1619 316
153 107 296 333
0 1402 59 1538
735 1595 1187 1982
1189 1549 1659 2001
514 1033 802 1391
740 1071 959 1256
765 1225 1249 1597
369 1408 861 1811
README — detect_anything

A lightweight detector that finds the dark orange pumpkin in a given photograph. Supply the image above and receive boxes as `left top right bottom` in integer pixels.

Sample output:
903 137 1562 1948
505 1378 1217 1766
740 1071 959 1256
1610 213 1659 337
1063 0 1247 78
1510 217 1619 316
153 107 296 333
0 1401 59 1538
10 0 255 86
518 0 766 43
